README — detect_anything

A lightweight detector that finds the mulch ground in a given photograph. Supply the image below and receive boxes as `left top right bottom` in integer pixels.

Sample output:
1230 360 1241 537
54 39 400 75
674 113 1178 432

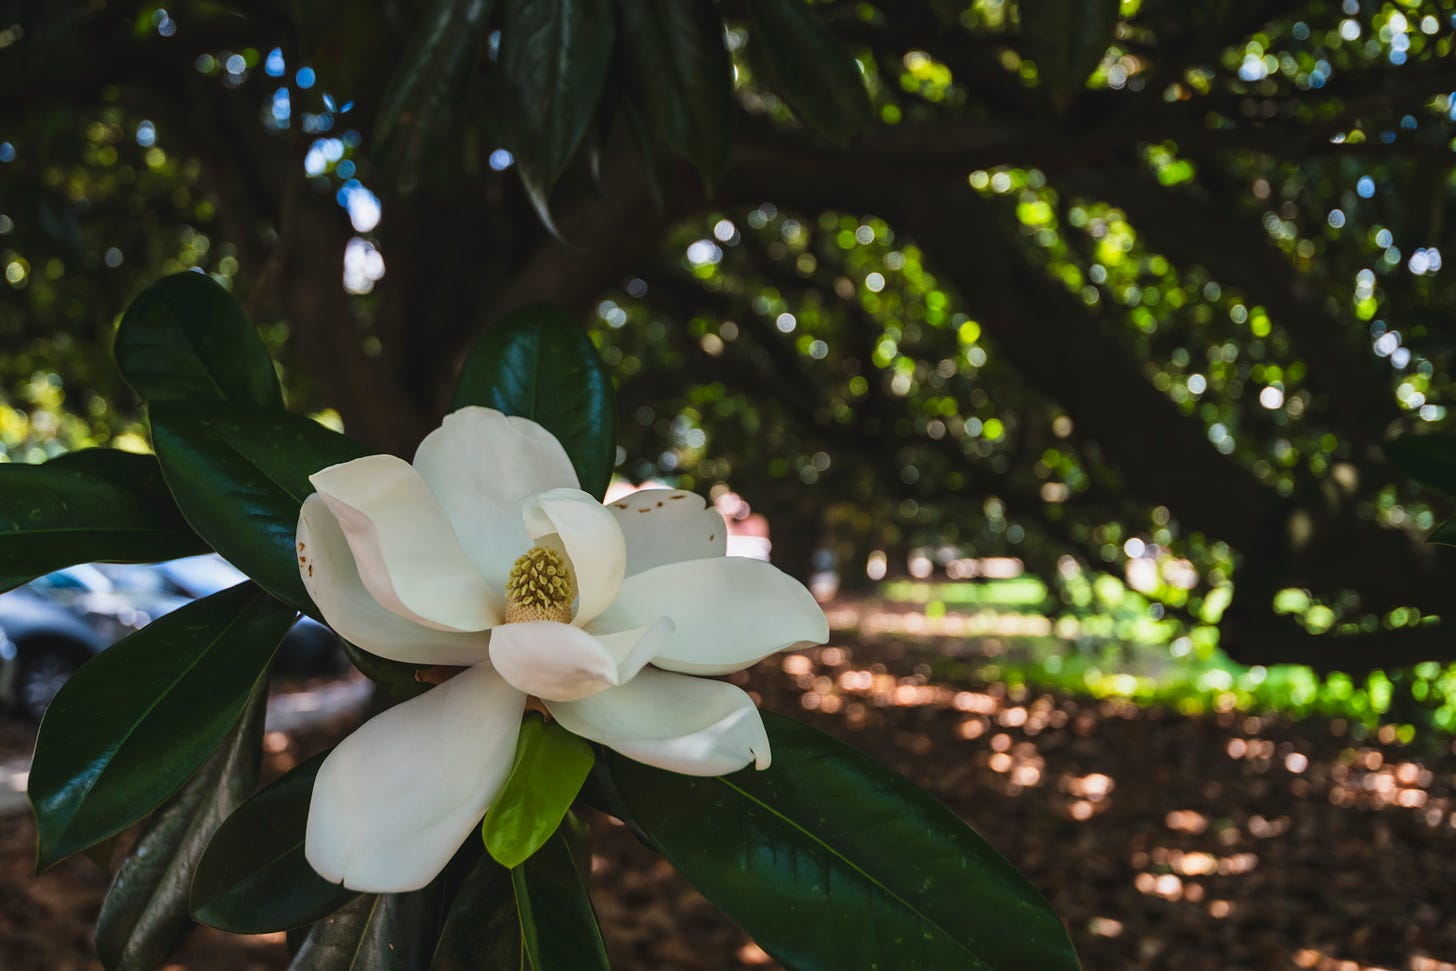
5 619 1456 971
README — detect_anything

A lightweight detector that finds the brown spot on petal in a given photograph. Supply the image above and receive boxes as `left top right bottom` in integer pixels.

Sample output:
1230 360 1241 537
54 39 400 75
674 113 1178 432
669 494 685 500
656 500 664 507
638 507 651 513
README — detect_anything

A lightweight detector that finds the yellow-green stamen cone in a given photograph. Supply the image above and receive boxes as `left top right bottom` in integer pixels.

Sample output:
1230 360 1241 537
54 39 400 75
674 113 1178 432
504 546 573 624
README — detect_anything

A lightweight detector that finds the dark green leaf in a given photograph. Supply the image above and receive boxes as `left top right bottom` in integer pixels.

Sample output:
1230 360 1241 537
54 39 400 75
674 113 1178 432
451 305 616 499
342 641 429 700
618 0 734 187
1430 515 1456 548
94 675 269 971
501 0 615 227
191 751 359 933
746 0 871 147
374 0 497 193
1385 434 1456 496
149 402 372 610
0 449 206 593
482 714 595 868
602 712 1079 971
113 272 283 408
430 856 520 971
431 831 607 971
29 583 295 870
618 96 677 206
292 887 441 970
1019 0 1120 105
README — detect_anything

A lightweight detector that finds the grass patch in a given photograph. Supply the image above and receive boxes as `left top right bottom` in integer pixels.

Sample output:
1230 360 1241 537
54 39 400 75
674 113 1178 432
875 578 1453 739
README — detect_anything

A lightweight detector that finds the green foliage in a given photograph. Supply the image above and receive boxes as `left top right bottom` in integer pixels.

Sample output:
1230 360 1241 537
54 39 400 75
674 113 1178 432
434 833 610 971
341 640 431 700
373 0 498 193
601 713 1079 971
291 889 442 970
746 0 873 146
113 272 284 409
94 679 269 971
20 0 1456 964
1018 0 1122 103
617 0 736 186
29 583 294 869
149 403 370 610
0 448 205 592
453 304 617 499
882 578 1456 735
481 714 596 868
191 752 359 933
1386 433 1456 497
500 0 615 227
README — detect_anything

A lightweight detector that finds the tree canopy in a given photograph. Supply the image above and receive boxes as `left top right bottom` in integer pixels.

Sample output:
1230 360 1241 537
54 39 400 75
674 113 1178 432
4 0 1456 672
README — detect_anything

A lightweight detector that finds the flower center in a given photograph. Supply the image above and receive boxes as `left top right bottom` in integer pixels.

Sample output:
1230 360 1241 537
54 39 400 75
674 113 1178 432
504 546 573 624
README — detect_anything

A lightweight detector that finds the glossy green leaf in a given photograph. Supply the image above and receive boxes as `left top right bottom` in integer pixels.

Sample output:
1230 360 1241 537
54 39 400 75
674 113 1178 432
746 0 872 147
618 95 677 206
292 887 441 970
451 304 616 499
341 641 429 700
482 714 595 868
29 583 295 870
431 831 607 971
0 448 206 593
191 751 358 933
1430 515 1456 548
500 0 615 228
602 712 1080 971
374 0 497 193
149 402 371 610
113 272 283 408
430 856 519 971
1385 434 1456 496
1019 0 1120 105
618 0 734 186
94 676 269 971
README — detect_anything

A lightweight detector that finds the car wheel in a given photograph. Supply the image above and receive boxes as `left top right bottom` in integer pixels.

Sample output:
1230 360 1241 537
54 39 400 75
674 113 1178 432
16 641 88 722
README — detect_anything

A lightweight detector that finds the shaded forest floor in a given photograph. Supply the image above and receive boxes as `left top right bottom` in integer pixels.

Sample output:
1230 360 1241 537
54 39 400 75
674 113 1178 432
6 598 1456 971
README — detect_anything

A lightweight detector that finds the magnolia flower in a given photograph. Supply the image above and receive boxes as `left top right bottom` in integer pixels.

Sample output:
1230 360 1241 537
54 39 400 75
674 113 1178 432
295 406 827 893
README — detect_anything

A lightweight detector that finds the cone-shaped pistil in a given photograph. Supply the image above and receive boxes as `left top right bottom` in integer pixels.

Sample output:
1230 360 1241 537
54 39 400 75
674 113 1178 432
504 546 573 624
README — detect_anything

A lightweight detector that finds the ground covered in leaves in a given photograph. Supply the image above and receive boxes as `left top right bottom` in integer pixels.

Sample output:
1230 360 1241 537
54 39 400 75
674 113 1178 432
5 601 1456 971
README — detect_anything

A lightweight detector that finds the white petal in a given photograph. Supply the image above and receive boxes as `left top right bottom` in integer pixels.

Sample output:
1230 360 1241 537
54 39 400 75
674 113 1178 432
413 407 580 588
297 495 489 667
488 622 616 702
487 618 671 702
311 455 501 632
546 668 769 775
305 662 525 893
523 489 625 626
606 489 726 575
587 557 828 675
593 617 674 685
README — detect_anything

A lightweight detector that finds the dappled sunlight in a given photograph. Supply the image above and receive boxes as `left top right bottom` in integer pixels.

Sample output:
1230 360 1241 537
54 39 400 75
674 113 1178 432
748 615 1456 970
